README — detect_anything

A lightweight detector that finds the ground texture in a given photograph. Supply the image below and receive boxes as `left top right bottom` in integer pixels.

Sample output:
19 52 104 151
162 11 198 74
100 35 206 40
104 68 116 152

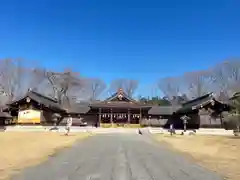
12 134 223 180
155 134 240 180
0 132 89 180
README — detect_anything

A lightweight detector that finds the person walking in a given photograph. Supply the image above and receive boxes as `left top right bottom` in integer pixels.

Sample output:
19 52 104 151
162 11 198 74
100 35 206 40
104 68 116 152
65 115 72 136
170 124 174 136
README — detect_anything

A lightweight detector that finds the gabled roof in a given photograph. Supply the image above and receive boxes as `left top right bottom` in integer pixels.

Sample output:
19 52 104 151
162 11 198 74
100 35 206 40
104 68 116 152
230 92 240 100
104 88 138 103
0 105 9 112
7 90 64 112
90 88 146 109
176 93 215 113
0 112 12 118
148 106 181 115
182 92 214 106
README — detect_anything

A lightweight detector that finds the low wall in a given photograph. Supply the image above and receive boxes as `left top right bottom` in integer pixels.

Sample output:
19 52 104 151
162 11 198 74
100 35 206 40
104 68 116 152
149 127 234 136
4 126 234 136
4 125 139 134
196 128 233 136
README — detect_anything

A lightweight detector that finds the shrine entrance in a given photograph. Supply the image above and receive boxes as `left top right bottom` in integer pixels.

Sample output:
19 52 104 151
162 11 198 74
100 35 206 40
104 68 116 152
89 88 151 126
113 114 128 123
99 108 141 124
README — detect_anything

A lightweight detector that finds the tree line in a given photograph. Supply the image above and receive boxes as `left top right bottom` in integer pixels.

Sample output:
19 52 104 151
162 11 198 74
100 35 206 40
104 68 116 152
157 59 240 104
0 58 239 108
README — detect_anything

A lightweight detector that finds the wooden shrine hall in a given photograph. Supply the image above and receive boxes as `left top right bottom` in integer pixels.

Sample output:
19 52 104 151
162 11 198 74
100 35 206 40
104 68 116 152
88 88 152 125
3 88 233 129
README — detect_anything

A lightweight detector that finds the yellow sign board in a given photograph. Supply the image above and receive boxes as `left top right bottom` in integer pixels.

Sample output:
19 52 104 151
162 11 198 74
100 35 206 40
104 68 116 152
18 109 41 124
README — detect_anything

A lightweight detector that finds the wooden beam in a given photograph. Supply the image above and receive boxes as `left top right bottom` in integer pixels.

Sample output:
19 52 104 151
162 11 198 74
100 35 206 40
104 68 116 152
110 108 113 124
98 108 101 124
128 109 131 124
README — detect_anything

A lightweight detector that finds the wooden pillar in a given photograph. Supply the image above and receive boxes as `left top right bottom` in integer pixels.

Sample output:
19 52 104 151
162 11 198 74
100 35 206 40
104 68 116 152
219 112 223 128
128 109 131 124
139 108 142 124
98 108 101 126
148 116 151 127
110 108 113 125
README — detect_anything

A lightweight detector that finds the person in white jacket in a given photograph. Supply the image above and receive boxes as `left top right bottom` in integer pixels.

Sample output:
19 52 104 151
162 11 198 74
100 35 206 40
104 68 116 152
65 115 72 136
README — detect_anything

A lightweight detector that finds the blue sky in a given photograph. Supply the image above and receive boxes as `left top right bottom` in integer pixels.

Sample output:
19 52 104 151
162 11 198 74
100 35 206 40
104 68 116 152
0 0 240 97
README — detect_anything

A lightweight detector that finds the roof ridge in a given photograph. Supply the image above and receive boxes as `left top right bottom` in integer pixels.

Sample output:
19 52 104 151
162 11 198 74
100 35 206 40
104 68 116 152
182 92 213 105
28 90 58 103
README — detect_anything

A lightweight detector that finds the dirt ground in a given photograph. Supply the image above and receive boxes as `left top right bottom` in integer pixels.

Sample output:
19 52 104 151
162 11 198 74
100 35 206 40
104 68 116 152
155 134 240 180
0 132 90 180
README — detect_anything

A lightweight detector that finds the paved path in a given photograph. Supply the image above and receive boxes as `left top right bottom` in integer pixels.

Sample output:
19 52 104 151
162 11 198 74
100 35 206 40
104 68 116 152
12 134 223 180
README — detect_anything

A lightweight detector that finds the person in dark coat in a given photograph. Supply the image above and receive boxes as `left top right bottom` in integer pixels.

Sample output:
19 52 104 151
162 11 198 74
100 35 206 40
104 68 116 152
95 121 98 128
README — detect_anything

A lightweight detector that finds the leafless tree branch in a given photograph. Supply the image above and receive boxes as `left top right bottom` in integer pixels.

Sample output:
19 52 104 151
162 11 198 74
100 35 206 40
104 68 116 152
183 70 212 99
109 79 138 97
84 78 106 101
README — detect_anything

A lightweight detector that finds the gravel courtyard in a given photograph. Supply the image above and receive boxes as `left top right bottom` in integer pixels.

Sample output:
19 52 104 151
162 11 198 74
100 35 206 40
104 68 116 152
12 134 223 180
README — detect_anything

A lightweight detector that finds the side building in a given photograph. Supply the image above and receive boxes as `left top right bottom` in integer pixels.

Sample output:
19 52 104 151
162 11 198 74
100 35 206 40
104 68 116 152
5 90 65 125
148 92 231 129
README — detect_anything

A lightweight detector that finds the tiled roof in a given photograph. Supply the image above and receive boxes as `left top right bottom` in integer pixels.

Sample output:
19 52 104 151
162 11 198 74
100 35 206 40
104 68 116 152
90 101 151 109
90 89 147 109
177 93 214 113
0 112 12 118
7 90 64 112
148 106 181 115
104 91 137 103
66 104 90 114
230 92 240 100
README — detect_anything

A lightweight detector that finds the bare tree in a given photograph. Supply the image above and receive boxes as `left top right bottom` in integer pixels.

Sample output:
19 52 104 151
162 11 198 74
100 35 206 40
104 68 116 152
25 68 58 100
124 79 138 97
85 78 106 101
210 59 240 97
109 79 125 94
54 69 85 107
210 62 230 100
211 62 230 93
222 59 240 94
28 68 85 106
29 68 48 91
0 58 26 103
157 77 181 101
183 70 212 99
109 79 138 97
210 61 237 101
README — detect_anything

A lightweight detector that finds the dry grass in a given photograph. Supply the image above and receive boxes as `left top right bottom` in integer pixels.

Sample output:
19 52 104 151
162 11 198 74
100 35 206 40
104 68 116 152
0 132 91 180
155 134 240 180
